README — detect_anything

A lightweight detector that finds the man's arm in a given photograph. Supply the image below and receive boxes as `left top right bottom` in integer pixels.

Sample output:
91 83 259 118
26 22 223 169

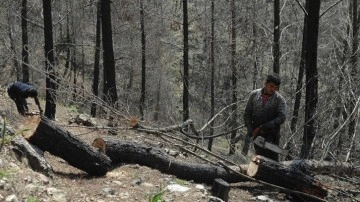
34 96 43 114
243 93 254 136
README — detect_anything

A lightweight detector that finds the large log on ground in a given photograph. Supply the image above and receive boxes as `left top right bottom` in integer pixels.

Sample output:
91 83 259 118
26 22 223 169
247 155 328 199
281 159 360 176
100 137 246 184
28 116 111 176
10 136 53 177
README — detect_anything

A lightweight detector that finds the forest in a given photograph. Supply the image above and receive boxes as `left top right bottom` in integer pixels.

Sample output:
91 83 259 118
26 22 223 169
0 0 359 164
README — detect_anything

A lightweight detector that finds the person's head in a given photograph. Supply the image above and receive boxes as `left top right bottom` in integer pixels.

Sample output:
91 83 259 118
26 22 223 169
264 73 281 95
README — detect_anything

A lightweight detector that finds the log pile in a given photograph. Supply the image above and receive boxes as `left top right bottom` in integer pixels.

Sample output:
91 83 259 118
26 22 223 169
9 116 338 201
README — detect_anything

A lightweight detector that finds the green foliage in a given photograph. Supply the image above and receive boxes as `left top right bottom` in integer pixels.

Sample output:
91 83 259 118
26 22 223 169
175 179 187 186
149 189 165 202
26 196 38 202
68 105 78 113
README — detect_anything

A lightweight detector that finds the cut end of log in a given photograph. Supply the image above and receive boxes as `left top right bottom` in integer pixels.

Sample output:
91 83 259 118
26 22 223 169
246 156 260 177
129 116 139 128
92 138 106 154
22 116 42 139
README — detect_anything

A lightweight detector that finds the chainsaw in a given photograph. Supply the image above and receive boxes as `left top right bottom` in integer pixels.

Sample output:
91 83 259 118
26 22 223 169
253 136 288 156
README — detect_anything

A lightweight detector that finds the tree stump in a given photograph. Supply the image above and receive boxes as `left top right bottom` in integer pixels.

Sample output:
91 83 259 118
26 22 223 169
211 178 230 202
247 155 328 198
28 116 111 176
100 137 246 184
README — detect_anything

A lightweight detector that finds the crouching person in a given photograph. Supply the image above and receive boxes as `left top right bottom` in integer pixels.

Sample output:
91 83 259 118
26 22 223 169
7 81 43 116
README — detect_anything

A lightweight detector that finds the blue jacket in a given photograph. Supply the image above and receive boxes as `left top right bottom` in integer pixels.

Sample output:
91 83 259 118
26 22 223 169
243 88 287 137
7 82 38 100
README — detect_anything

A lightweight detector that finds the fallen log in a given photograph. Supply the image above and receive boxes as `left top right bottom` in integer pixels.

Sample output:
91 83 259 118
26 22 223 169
28 116 112 176
281 159 360 176
99 137 246 184
10 136 53 177
247 155 328 199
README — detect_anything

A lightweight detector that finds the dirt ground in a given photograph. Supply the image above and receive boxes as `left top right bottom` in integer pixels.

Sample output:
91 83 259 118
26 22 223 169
0 90 359 202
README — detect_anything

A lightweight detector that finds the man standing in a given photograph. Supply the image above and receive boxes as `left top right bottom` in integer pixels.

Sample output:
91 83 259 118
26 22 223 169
244 73 287 161
7 81 43 116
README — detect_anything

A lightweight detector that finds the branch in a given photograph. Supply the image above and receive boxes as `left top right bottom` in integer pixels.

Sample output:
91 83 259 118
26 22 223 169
320 0 345 18
295 0 308 16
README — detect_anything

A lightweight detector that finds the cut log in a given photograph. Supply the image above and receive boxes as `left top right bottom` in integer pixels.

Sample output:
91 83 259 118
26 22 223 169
211 178 230 202
28 116 112 176
247 155 328 199
281 159 360 176
101 137 246 184
10 136 53 177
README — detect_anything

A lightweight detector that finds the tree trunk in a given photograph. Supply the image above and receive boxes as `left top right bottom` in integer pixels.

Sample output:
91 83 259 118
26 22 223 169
100 137 245 184
229 0 238 155
247 156 328 199
208 0 215 151
140 0 146 120
91 1 101 117
28 116 111 176
301 0 321 159
21 0 30 83
43 0 57 120
347 0 359 160
182 0 189 122
288 0 308 160
273 0 281 74
101 0 118 106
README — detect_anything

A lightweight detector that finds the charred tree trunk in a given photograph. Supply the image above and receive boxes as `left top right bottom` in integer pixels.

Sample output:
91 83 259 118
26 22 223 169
100 137 245 184
28 116 111 176
247 156 328 199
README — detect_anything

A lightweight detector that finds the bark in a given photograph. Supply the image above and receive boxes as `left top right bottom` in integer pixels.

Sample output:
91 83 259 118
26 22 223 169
43 0 57 119
281 159 360 176
208 0 215 151
28 116 111 176
273 0 280 74
21 0 30 83
211 178 230 202
247 156 328 199
91 1 101 117
101 0 118 106
301 0 321 159
10 136 53 177
229 0 238 155
140 0 146 120
182 0 189 122
101 137 245 184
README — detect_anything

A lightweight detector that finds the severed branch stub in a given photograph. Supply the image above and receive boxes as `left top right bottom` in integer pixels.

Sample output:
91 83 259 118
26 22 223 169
129 116 139 128
211 178 230 202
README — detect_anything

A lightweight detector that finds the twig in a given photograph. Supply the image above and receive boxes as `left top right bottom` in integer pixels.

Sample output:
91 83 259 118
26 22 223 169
137 128 237 166
320 0 345 18
174 144 217 165
295 0 308 16
199 101 241 132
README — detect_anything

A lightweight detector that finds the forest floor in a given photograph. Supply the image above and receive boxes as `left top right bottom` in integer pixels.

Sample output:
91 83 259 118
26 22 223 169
0 88 358 202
